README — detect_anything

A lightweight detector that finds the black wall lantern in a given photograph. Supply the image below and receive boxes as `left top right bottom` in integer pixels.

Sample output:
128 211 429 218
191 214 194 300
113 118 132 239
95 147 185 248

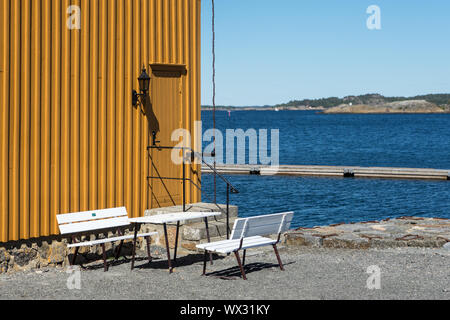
132 66 151 107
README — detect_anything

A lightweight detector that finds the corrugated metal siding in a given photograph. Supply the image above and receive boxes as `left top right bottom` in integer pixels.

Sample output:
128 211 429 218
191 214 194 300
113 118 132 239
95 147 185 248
0 0 201 242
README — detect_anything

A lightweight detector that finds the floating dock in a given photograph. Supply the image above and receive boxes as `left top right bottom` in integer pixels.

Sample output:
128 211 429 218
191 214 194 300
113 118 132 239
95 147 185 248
202 164 450 181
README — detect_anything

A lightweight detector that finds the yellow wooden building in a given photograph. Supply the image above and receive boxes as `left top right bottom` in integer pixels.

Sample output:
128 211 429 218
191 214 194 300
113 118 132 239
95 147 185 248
0 0 202 243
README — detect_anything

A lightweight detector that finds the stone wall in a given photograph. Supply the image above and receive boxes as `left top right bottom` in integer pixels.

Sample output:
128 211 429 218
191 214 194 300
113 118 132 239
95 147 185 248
1 237 66 273
0 230 150 274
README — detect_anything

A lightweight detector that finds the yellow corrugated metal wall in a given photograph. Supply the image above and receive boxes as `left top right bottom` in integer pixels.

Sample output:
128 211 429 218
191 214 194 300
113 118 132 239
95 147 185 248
0 0 201 242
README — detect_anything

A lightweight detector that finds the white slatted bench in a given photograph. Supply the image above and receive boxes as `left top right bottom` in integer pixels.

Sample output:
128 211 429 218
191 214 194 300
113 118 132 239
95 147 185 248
57 207 157 272
197 211 294 280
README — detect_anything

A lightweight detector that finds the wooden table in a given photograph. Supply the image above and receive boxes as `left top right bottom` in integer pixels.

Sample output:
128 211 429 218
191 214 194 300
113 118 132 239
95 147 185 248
129 212 221 272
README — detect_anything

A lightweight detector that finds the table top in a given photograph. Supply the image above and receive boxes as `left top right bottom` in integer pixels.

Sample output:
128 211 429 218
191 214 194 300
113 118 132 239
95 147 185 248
129 211 221 225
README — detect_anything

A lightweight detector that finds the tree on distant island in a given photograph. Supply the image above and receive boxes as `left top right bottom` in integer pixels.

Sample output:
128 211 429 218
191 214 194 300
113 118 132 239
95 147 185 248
275 93 450 109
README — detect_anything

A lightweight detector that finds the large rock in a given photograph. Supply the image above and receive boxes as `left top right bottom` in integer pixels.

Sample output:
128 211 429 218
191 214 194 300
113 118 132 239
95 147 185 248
385 100 443 112
47 241 68 264
0 248 10 273
145 202 238 224
285 218 450 250
323 100 445 114
323 234 370 249
285 232 322 247
0 247 9 264
11 248 38 267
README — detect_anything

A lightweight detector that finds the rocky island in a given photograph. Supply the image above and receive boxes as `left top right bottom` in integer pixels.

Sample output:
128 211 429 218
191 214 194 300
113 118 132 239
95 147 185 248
322 100 448 114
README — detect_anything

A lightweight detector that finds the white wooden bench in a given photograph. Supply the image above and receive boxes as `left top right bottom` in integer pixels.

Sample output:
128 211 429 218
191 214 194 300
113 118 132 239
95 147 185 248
197 211 294 280
57 207 157 271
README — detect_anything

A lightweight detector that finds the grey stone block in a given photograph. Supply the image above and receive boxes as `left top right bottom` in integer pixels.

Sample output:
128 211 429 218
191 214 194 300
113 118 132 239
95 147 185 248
323 234 370 249
285 233 322 247
144 202 238 225
182 218 236 241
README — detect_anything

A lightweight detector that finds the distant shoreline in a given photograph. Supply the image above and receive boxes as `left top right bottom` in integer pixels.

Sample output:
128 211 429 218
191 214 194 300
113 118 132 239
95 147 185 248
202 101 450 114
201 106 325 111
201 107 450 113
201 93 450 113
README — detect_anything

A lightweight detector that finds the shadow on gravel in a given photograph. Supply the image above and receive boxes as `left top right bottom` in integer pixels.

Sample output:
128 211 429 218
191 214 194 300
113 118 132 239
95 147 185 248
79 256 151 271
205 261 296 280
135 253 226 270
77 253 227 272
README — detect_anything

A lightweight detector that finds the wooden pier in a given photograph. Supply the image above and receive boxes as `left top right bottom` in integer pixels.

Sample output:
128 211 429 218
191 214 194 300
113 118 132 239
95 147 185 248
202 164 450 181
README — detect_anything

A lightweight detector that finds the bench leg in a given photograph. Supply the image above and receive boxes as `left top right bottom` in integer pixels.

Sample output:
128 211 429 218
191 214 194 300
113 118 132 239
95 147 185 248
115 240 124 260
202 250 208 276
145 236 153 263
204 218 213 265
273 244 284 271
242 249 247 268
101 243 108 272
234 251 247 280
131 224 138 270
71 247 79 266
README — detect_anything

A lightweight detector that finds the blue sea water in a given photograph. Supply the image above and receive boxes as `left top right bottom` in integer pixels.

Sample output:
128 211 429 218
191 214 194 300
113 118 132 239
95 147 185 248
200 111 450 228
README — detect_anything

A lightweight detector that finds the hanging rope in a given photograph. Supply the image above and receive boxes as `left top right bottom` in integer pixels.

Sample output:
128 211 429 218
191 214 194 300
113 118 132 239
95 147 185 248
212 0 217 203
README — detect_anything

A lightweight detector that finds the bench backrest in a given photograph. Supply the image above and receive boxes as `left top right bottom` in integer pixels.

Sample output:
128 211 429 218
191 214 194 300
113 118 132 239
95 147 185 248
230 212 294 240
56 207 130 235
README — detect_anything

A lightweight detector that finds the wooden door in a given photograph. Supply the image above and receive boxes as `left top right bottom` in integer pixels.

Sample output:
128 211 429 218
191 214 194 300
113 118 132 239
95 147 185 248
146 65 186 208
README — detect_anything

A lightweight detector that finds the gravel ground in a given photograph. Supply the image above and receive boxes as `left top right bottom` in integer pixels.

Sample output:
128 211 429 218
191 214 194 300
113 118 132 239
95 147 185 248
0 246 449 300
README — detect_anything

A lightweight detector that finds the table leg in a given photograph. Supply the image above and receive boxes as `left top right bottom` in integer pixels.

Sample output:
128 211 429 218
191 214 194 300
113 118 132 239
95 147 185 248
71 247 79 266
163 223 173 273
204 217 213 265
101 243 108 272
145 236 153 263
202 250 208 276
173 221 180 265
131 224 138 271
115 240 124 260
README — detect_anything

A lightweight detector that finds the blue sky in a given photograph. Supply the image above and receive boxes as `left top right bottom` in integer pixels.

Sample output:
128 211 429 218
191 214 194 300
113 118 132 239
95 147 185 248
201 0 450 106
